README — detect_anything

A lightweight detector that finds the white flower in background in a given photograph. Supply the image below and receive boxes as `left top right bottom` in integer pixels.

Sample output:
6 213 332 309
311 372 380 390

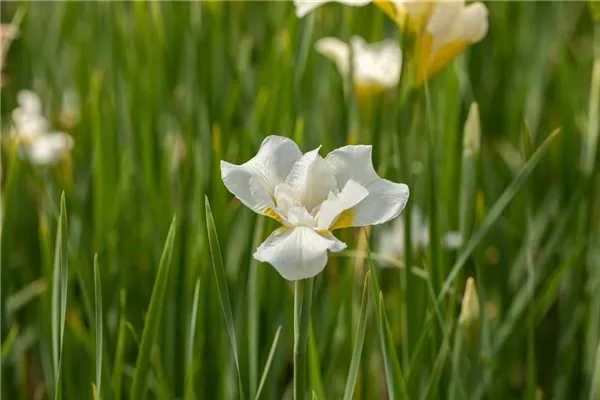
377 205 462 261
413 0 488 85
10 90 74 166
293 0 371 18
221 135 409 280
316 36 402 98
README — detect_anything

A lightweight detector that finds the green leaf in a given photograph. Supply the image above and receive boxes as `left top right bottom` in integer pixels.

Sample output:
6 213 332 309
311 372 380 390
130 216 177 400
52 191 69 400
184 279 201 400
94 254 103 400
112 290 127 400
205 196 245 399
438 129 560 302
255 326 282 400
342 271 370 400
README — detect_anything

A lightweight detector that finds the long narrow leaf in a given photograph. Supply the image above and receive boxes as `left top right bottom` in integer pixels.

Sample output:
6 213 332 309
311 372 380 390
184 279 201 400
52 192 69 399
255 326 282 400
342 271 371 400
130 216 177 399
205 196 245 399
94 254 103 400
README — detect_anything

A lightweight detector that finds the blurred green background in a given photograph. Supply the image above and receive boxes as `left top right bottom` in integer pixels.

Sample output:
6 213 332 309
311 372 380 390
1 1 599 399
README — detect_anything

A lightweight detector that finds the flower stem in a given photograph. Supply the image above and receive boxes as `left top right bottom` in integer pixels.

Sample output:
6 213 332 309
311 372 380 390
294 277 314 400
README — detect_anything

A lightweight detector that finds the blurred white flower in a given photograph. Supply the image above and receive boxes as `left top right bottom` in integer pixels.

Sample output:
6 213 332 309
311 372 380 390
377 205 462 261
221 135 409 280
413 0 488 85
316 36 402 98
10 90 74 166
293 0 370 18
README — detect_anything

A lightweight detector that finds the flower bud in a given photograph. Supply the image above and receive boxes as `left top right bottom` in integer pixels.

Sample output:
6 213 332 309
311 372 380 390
463 102 481 157
459 277 480 341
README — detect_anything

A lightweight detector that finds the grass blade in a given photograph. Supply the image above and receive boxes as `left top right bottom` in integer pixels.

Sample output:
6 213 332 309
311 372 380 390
205 196 245 399
438 128 560 302
52 192 69 399
94 254 103 400
365 231 408 400
184 279 201 400
130 216 177 399
342 271 370 400
255 326 282 400
112 290 127 400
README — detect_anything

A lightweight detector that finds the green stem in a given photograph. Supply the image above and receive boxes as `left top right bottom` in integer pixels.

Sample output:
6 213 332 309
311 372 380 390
294 277 314 400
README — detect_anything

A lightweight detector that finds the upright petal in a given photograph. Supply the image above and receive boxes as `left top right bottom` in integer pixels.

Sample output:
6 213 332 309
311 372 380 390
454 2 488 44
284 147 338 212
221 135 302 216
316 179 368 230
352 36 402 89
326 145 409 228
254 226 346 280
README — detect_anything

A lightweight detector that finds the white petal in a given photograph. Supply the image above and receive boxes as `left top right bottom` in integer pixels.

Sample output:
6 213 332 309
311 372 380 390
284 146 338 212
442 231 463 249
316 179 368 230
457 2 488 43
351 36 402 89
294 0 370 17
325 145 380 188
316 37 351 77
287 206 316 228
426 1 465 37
293 0 330 18
254 227 346 280
17 90 43 114
325 145 409 227
354 178 409 226
221 135 302 215
26 133 74 165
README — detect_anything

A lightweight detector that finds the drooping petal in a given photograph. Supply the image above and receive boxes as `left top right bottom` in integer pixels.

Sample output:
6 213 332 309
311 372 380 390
284 146 338 212
316 179 368 230
454 2 488 44
26 132 74 165
325 145 409 228
254 226 346 280
293 0 370 18
221 136 302 216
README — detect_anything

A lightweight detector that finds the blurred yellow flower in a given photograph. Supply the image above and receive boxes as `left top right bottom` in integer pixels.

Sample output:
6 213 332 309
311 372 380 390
412 1 488 86
315 36 402 102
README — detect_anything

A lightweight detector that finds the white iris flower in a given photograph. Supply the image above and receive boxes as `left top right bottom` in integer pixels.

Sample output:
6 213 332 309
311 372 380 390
221 135 409 281
315 36 402 98
10 90 74 166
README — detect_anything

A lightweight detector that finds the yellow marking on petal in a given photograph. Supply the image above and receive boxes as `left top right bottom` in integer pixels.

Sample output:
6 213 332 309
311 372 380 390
264 207 282 224
353 83 384 105
372 1 400 23
426 39 469 80
330 208 355 231
412 32 434 87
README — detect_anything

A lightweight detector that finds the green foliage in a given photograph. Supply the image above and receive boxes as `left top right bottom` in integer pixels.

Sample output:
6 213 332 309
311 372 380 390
1 2 599 399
